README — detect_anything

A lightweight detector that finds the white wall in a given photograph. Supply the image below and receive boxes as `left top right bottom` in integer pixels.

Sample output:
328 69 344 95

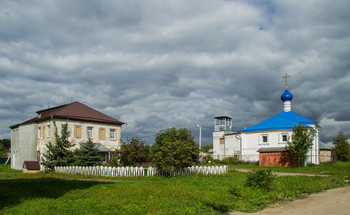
213 131 240 160
11 123 37 170
241 127 319 164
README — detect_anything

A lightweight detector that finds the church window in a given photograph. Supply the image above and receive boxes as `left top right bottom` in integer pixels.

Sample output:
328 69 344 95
260 134 268 144
262 136 268 143
280 133 289 143
282 135 288 142
220 138 225 144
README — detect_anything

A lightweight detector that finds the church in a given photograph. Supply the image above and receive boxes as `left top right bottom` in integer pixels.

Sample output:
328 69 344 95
212 74 320 164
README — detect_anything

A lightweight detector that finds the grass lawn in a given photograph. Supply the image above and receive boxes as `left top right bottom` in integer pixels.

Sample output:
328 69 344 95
0 163 349 215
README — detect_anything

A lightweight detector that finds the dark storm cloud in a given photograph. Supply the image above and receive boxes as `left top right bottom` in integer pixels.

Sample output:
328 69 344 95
1 0 349 143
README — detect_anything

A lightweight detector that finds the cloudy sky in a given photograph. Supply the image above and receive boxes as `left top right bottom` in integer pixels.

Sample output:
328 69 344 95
1 0 349 145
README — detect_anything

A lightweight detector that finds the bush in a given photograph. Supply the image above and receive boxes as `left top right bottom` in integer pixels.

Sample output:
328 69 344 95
116 137 151 166
222 156 239 165
151 128 199 176
245 169 275 191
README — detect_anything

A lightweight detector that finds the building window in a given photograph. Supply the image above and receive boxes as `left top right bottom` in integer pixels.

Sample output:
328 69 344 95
220 138 225 144
38 127 42 139
110 129 116 140
280 133 289 143
87 127 93 138
282 134 288 142
47 125 50 138
260 134 268 144
74 125 82 138
99 128 106 140
262 136 268 143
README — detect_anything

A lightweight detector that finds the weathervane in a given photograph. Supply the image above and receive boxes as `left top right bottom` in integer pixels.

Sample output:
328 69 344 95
282 73 290 89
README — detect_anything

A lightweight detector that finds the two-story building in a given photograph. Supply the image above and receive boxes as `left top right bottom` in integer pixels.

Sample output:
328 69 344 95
10 101 125 170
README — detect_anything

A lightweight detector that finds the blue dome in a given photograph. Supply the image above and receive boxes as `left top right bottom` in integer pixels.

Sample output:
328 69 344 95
281 89 293 101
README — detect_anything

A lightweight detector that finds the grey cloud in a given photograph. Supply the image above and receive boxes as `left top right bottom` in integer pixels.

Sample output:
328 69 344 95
0 0 349 145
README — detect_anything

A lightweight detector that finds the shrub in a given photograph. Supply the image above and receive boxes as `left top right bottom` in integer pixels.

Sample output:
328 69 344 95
116 137 151 166
151 128 199 176
222 156 239 165
245 169 275 191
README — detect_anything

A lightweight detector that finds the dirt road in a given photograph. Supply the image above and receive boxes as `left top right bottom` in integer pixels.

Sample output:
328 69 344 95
225 185 350 215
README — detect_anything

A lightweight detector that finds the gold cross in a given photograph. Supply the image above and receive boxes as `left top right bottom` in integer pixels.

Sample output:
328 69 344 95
282 73 290 89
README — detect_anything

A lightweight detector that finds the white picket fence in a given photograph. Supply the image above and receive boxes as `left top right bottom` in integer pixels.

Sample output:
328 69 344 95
54 165 228 177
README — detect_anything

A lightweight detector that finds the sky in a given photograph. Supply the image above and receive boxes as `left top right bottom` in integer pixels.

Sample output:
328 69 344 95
1 0 349 145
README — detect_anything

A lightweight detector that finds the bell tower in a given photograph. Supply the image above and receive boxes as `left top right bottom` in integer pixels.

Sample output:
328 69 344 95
214 103 232 132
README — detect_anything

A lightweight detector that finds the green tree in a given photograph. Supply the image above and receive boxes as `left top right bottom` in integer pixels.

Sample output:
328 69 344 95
42 123 75 171
151 128 199 176
0 143 7 158
116 137 151 166
75 138 103 166
285 122 316 167
0 139 10 151
333 131 350 162
201 143 213 153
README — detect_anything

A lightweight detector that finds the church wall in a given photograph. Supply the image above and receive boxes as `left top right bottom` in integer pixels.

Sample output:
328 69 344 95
241 127 319 164
305 124 319 164
241 130 293 162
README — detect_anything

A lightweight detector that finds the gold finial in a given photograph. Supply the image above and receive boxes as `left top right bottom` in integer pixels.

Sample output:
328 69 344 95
282 73 290 89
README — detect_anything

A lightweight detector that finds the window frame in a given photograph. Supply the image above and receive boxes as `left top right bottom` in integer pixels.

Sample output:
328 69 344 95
109 129 116 140
87 127 93 138
259 134 269 145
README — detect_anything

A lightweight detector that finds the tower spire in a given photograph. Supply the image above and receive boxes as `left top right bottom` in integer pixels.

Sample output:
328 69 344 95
282 73 290 89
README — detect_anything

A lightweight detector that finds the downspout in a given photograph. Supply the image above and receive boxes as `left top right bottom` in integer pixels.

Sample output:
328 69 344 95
121 123 127 133
235 132 242 160
51 115 57 135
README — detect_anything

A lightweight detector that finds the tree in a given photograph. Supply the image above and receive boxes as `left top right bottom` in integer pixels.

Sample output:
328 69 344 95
285 122 316 167
0 139 10 151
151 128 199 176
75 138 103 166
201 143 213 153
333 131 350 162
42 123 75 171
116 137 151 166
0 143 7 158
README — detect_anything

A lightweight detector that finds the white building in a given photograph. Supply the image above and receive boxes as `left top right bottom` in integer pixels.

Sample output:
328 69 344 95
212 106 240 160
10 102 125 170
213 77 320 164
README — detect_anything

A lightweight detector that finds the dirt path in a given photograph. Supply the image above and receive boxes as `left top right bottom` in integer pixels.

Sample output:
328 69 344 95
224 185 350 215
234 168 329 177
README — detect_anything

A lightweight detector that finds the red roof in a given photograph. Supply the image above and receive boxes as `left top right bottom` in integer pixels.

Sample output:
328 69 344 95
10 102 124 128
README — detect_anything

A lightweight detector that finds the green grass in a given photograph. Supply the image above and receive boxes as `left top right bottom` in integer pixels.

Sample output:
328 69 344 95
230 162 350 176
0 163 349 214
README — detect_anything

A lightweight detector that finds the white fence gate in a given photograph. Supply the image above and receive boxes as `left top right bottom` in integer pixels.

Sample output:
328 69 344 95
54 165 228 177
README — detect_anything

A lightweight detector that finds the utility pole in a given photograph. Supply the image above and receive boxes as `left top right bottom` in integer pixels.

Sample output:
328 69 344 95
197 125 202 150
